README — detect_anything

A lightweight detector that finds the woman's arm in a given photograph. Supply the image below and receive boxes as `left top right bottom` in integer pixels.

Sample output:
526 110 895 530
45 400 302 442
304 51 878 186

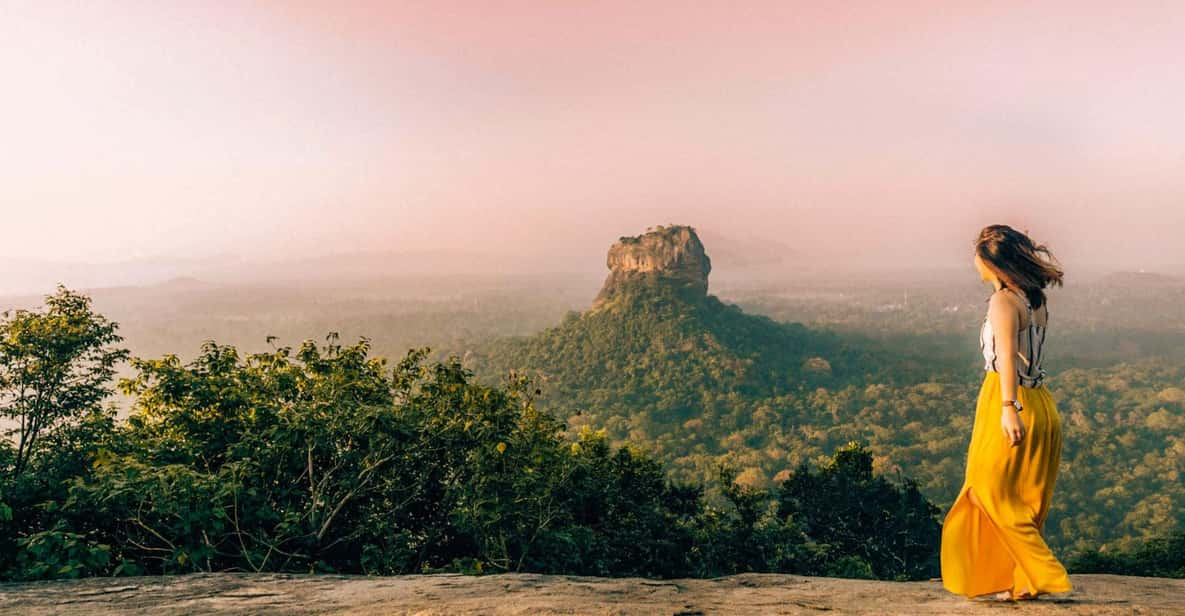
988 290 1026 446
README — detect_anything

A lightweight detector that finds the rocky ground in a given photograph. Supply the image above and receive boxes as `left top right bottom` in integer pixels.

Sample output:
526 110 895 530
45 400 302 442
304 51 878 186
1 571 1181 615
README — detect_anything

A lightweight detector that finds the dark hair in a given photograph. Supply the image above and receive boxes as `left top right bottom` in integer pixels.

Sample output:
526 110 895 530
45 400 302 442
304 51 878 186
974 224 1064 309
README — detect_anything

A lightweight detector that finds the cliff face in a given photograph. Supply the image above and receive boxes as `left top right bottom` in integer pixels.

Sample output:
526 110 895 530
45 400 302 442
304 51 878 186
591 225 711 310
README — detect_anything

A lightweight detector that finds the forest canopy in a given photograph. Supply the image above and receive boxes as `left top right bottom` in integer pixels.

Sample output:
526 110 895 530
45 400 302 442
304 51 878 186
1 285 1182 582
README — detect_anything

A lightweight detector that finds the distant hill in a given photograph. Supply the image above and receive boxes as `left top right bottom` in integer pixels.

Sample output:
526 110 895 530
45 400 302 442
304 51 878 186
467 224 898 462
1098 270 1184 288
474 272 879 417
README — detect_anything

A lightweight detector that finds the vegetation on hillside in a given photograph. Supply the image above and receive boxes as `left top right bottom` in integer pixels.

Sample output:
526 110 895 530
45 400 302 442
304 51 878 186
0 286 941 582
467 280 1185 559
1 285 1181 583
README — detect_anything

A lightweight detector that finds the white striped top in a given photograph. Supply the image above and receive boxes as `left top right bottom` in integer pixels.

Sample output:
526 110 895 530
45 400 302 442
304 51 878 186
979 287 1048 388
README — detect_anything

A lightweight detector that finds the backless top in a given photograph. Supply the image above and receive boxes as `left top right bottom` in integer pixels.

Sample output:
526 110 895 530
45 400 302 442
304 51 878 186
979 287 1047 388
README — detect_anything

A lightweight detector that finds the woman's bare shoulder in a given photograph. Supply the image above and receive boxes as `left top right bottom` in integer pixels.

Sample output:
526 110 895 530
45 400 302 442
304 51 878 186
987 289 1023 325
987 288 1021 308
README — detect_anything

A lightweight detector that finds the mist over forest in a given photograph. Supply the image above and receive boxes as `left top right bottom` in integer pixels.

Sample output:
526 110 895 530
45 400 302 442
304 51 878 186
3 250 1182 420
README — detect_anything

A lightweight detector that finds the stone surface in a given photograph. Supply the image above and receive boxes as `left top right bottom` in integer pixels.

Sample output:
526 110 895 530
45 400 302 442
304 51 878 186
591 225 712 310
0 572 1181 615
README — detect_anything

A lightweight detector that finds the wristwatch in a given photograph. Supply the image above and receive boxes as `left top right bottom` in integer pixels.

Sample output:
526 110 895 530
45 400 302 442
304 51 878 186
1002 399 1023 412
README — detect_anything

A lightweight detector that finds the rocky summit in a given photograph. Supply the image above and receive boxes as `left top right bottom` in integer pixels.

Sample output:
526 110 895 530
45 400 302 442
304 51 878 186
591 224 712 311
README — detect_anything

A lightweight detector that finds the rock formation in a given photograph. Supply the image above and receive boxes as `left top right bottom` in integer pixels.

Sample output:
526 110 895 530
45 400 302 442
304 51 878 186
590 224 711 310
1 571 1177 615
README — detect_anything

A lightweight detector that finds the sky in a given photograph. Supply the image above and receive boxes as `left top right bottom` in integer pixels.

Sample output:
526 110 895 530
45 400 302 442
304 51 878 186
2 1 1184 278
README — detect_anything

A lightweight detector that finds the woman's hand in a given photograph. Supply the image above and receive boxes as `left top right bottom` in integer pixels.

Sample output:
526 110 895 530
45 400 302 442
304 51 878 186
1001 407 1026 446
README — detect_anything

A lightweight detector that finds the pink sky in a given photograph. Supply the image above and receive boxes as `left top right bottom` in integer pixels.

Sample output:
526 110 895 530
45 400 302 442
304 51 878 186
2 1 1184 272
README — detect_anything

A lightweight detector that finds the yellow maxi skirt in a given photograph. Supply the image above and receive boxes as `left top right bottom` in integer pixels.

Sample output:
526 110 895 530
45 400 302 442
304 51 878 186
940 369 1073 599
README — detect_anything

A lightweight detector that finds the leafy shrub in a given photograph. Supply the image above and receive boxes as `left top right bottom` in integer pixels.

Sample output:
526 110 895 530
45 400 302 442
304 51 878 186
776 441 942 581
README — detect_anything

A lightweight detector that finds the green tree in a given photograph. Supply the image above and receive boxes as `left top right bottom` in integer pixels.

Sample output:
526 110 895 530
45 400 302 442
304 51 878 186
0 285 129 579
1069 528 1185 578
0 284 129 479
776 441 942 580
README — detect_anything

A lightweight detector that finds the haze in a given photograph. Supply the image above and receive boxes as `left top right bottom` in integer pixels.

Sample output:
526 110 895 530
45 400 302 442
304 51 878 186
3 1 1185 295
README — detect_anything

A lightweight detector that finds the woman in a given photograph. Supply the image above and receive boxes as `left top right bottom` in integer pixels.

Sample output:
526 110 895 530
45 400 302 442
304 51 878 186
940 224 1073 602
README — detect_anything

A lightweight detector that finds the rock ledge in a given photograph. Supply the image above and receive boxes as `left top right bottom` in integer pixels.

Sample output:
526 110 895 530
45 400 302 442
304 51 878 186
1 571 1180 615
